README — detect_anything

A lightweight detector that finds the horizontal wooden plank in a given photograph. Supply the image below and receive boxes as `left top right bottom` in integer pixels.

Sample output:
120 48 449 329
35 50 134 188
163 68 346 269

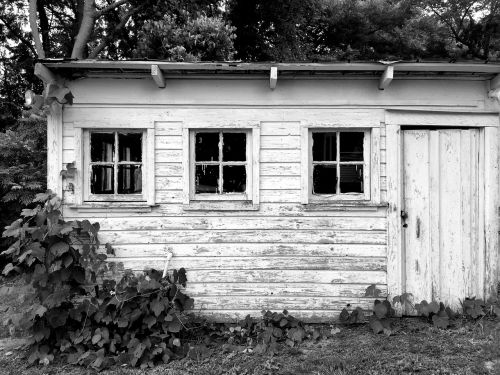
155 135 182 149
155 121 183 136
188 309 354 323
65 202 387 217
100 229 387 245
62 150 74 163
260 163 300 176
111 267 386 284
62 123 74 137
107 243 386 258
261 149 300 163
156 176 183 190
156 149 182 162
109 256 386 271
155 163 183 176
260 189 301 203
184 282 387 298
62 136 73 150
191 296 377 311
260 122 301 136
156 190 184 203
260 135 300 149
261 176 301 190
98 216 387 231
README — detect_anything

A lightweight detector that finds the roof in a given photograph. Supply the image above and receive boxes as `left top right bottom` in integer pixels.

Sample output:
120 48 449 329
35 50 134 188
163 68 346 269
39 60 500 79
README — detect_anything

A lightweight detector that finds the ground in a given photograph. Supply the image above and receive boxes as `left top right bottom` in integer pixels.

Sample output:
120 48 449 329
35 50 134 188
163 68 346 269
0 277 498 375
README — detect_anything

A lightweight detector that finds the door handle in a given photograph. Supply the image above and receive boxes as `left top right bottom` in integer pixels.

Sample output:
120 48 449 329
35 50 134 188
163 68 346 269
401 210 408 228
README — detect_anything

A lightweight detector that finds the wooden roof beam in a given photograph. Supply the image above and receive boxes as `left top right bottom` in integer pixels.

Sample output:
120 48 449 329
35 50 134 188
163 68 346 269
270 66 278 90
35 63 57 84
379 65 394 90
151 64 166 88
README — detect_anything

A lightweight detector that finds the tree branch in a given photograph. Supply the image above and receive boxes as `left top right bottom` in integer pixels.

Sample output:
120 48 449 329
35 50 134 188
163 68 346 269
0 15 37 56
88 5 142 58
95 0 130 17
28 0 45 58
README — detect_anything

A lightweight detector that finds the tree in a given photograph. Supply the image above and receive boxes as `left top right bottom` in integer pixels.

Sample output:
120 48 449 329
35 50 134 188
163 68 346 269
419 0 500 60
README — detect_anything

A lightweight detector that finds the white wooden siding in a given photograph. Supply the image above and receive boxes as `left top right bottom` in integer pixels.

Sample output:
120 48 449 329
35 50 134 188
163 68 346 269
57 77 496 321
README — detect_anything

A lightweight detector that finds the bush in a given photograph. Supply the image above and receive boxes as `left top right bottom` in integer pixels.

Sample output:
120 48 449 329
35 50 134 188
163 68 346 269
2 191 193 370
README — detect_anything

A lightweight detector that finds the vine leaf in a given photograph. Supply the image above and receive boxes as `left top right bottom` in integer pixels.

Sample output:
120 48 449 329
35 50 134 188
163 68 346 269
365 284 382 298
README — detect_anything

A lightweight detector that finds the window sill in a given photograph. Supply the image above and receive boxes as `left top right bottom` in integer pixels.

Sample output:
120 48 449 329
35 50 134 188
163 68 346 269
68 203 157 213
183 201 259 211
303 201 388 211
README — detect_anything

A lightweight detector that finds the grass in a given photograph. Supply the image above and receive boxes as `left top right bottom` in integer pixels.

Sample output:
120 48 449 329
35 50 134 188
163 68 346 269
0 277 498 375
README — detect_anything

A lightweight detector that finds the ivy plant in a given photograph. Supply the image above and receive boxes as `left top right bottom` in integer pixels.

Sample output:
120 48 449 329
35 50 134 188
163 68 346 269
2 191 194 370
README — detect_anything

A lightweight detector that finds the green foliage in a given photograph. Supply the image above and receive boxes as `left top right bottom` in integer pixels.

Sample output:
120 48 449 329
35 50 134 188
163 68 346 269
134 12 236 61
0 118 47 257
2 191 193 370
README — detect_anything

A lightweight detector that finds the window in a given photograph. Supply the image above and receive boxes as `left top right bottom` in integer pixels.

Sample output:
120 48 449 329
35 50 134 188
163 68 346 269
190 130 250 200
84 130 146 202
307 130 370 201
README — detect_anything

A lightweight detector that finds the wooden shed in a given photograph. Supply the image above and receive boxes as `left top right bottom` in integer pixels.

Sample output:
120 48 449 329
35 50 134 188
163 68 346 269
37 60 500 321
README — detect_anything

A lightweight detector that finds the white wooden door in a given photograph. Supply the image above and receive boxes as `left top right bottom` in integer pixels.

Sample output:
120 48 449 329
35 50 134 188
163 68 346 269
402 129 482 309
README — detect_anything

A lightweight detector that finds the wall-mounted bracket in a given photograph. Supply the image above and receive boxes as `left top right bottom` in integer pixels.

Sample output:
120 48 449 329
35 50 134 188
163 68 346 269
151 64 166 88
488 74 500 103
270 66 278 90
379 65 394 90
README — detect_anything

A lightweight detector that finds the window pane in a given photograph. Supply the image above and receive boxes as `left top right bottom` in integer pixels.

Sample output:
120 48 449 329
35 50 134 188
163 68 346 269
313 165 337 194
340 165 363 193
312 132 336 161
118 165 142 194
340 132 364 161
195 133 219 162
91 133 114 162
195 165 219 193
223 166 246 193
119 133 142 162
91 166 114 194
223 133 246 161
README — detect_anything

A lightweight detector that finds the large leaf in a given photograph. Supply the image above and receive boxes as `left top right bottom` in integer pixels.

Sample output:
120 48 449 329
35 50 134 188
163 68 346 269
50 242 69 257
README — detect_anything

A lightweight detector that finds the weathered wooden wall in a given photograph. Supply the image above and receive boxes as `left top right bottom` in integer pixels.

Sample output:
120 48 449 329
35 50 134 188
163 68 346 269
56 76 496 321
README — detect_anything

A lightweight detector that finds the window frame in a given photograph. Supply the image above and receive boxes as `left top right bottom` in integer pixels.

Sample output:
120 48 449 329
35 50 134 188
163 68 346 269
182 123 260 207
309 129 370 201
73 122 155 207
83 129 146 202
301 122 380 205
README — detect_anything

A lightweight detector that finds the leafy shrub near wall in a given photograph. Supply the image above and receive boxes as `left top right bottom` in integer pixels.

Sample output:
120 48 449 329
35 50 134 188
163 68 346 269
1 191 194 370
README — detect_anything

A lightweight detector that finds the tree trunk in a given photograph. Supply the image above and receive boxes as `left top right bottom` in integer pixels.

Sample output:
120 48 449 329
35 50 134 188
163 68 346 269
37 0 50 56
71 0 96 59
28 0 45 58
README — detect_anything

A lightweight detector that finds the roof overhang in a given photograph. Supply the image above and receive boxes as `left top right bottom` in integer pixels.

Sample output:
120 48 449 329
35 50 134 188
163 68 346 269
35 59 500 93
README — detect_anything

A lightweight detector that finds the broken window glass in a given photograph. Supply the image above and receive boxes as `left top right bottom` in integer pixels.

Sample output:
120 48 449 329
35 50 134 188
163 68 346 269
91 133 114 162
313 165 337 194
195 165 219 193
195 133 219 161
340 132 363 161
91 166 114 194
119 133 142 162
223 133 246 161
339 165 363 193
223 166 246 192
118 165 142 194
313 132 336 161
